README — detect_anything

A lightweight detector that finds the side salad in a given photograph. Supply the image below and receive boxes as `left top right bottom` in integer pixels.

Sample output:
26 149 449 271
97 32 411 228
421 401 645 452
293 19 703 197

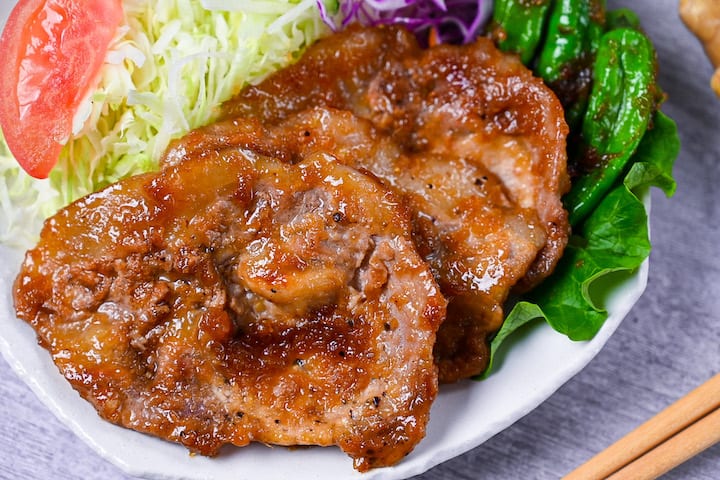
0 0 679 377
0 0 334 244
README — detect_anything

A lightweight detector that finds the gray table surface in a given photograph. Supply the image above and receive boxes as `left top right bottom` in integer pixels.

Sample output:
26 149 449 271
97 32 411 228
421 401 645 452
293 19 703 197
1 0 719 478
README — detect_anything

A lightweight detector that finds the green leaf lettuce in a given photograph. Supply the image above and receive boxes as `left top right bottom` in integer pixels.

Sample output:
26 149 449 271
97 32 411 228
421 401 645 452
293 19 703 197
484 111 679 376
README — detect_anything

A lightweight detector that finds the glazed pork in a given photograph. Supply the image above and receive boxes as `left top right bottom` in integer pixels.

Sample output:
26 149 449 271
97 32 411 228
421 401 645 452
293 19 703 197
218 25 570 380
164 106 551 382
13 149 446 471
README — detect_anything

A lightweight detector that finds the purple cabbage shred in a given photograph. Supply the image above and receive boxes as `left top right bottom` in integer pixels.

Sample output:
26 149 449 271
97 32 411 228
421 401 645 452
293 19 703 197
317 0 489 46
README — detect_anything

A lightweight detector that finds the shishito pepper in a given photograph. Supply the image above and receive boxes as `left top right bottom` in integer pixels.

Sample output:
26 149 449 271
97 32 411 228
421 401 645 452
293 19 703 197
489 0 553 65
537 0 605 83
536 0 606 128
563 28 657 225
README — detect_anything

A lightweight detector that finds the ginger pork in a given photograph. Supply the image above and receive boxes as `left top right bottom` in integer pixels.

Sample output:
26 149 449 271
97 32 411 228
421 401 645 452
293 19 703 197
14 149 446 471
13 24 569 469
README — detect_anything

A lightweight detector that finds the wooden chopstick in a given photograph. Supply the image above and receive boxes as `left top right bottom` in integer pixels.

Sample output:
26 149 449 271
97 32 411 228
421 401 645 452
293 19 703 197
563 372 720 480
606 406 720 479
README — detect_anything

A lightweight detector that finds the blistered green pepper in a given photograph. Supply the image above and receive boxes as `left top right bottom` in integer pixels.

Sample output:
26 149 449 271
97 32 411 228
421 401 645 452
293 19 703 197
537 0 606 129
564 28 657 225
538 0 592 83
489 0 553 65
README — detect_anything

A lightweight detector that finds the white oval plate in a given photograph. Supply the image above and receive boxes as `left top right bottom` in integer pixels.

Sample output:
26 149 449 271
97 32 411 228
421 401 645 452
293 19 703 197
0 2 649 479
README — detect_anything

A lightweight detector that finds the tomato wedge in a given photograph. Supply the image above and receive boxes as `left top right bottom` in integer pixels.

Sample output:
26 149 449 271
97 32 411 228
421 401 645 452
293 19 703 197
0 0 124 178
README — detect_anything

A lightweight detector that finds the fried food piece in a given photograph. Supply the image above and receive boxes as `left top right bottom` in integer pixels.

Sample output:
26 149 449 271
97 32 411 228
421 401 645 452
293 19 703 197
14 150 446 471
680 0 720 96
220 25 569 380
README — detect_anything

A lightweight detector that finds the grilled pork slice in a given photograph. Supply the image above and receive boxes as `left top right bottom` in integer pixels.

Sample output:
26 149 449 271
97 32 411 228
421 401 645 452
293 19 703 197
219 25 569 380
165 107 547 382
14 149 446 471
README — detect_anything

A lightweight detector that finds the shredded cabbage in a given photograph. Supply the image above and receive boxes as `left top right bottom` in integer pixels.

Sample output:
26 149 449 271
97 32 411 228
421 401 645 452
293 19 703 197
0 131 59 246
0 0 334 248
